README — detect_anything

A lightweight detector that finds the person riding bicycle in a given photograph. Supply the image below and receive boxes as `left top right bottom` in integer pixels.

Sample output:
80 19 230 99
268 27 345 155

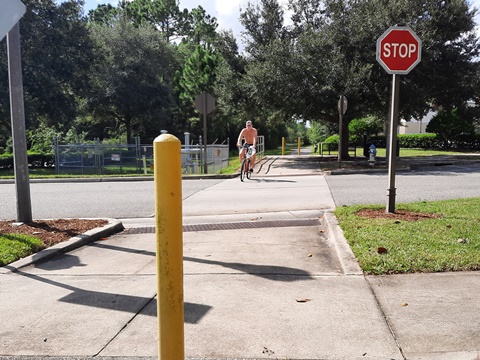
237 120 258 171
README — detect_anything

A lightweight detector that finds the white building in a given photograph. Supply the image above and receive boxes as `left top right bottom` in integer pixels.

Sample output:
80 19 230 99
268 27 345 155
399 110 435 134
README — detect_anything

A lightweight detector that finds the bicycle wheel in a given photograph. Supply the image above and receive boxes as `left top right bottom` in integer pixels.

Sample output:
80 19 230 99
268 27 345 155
240 159 247 182
246 160 252 179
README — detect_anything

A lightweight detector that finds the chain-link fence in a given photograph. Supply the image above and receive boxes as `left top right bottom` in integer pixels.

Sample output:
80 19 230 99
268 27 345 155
54 136 231 175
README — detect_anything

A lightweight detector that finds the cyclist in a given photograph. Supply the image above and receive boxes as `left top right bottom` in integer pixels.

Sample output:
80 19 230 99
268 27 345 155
237 120 258 171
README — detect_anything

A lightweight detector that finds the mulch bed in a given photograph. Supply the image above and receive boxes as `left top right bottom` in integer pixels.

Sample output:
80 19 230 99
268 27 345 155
0 219 108 247
355 209 442 221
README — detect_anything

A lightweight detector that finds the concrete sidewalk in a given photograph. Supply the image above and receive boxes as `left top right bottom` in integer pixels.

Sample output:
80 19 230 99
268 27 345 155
1 156 480 360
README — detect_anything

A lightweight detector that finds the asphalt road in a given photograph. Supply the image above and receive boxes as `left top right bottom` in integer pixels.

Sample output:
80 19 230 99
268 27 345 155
0 179 224 221
1 164 480 221
325 164 480 206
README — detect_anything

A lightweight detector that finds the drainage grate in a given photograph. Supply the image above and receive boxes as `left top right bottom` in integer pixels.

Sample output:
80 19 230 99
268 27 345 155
124 218 320 234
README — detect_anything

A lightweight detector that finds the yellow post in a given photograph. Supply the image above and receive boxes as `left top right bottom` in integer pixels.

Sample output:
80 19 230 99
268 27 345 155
298 137 301 155
153 134 184 360
282 137 285 156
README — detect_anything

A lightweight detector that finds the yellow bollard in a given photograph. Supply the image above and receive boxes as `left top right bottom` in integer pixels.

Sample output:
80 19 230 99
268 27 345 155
282 137 285 156
298 137 301 155
153 134 184 360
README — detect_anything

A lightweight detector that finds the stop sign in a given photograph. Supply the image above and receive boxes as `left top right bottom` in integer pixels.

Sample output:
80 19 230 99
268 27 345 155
376 26 422 74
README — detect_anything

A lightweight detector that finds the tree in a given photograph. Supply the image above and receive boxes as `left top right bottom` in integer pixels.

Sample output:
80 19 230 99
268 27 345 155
119 0 190 43
426 108 475 148
0 0 94 148
174 44 220 135
88 4 121 25
348 116 383 145
183 6 218 45
237 0 479 156
306 119 338 146
240 0 286 60
211 30 249 144
87 18 178 143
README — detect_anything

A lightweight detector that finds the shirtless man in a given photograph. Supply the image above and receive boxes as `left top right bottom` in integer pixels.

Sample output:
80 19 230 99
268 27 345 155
237 120 258 170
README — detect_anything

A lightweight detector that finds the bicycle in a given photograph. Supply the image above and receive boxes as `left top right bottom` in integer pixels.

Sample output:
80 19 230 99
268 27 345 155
239 143 256 182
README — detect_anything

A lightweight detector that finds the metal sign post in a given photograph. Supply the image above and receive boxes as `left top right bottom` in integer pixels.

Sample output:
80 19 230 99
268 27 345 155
386 74 400 213
5 6 32 223
337 95 347 162
194 91 215 174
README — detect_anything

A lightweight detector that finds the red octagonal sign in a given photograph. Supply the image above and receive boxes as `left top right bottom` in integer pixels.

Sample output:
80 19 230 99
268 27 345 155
376 26 422 75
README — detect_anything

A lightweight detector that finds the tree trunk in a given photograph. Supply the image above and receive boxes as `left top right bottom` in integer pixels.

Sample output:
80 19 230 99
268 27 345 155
125 116 133 144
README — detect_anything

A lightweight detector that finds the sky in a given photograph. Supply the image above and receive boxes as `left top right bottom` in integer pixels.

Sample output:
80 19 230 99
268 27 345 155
79 0 480 47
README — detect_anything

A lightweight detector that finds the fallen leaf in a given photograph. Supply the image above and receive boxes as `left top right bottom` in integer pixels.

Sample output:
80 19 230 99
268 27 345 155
377 247 388 254
295 298 312 303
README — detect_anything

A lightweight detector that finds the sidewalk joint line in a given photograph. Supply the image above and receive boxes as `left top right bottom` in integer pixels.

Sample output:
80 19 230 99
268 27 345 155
364 276 407 360
94 295 156 357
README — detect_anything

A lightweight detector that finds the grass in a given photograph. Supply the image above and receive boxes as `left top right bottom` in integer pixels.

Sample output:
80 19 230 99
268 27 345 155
219 158 242 174
334 197 480 275
318 147 475 158
376 148 471 157
0 234 44 267
219 147 294 175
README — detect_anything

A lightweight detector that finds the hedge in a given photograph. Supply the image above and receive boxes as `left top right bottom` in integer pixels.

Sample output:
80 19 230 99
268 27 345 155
0 152 54 169
397 133 439 148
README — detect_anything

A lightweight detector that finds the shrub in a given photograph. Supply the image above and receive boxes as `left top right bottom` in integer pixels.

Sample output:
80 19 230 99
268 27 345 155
349 116 383 145
398 133 439 149
324 134 339 150
0 152 54 169
426 109 475 148
0 154 13 168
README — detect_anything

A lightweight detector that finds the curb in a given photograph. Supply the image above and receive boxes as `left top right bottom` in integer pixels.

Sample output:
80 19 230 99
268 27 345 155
322 211 363 275
0 174 238 184
0 219 124 274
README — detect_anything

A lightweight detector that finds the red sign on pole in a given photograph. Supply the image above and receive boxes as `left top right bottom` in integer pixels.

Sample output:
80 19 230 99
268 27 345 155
376 26 422 74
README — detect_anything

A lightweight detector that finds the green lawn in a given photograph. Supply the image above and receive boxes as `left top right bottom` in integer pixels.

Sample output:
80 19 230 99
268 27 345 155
0 234 45 267
334 197 480 275
376 148 471 157
317 147 473 158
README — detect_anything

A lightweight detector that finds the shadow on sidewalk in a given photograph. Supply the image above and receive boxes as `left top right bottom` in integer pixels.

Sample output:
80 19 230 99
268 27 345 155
184 256 314 281
13 270 211 324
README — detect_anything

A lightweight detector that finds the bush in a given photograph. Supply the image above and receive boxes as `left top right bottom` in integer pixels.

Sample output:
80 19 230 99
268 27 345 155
426 109 475 148
398 133 439 149
0 154 13 168
324 134 339 150
0 152 55 169
349 116 383 145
